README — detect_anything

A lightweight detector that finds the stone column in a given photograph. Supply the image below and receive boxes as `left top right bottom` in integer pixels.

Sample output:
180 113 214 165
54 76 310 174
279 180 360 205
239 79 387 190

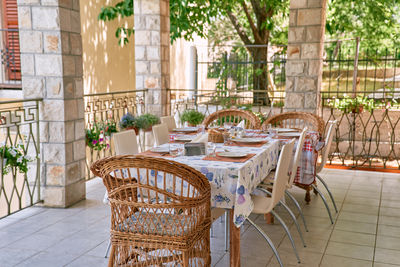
134 0 170 116
284 0 327 113
18 0 86 207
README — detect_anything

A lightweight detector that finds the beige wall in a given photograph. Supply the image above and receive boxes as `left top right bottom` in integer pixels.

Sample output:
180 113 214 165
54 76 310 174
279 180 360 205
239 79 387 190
80 0 135 94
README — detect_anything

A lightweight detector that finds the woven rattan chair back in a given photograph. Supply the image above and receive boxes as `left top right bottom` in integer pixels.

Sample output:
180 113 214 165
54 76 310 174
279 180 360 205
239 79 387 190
160 116 177 131
91 155 211 267
202 108 261 129
262 112 325 135
317 120 337 173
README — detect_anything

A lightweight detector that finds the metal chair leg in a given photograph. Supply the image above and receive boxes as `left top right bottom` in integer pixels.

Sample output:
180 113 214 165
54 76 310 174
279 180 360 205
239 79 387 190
311 184 334 224
285 190 309 232
271 210 301 263
279 201 307 247
225 210 229 252
316 174 338 213
246 218 284 267
104 239 111 258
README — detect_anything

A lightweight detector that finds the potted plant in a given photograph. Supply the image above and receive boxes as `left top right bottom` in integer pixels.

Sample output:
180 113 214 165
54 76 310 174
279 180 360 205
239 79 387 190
135 113 160 132
180 110 205 126
86 121 118 151
0 144 34 175
332 95 375 114
119 113 138 134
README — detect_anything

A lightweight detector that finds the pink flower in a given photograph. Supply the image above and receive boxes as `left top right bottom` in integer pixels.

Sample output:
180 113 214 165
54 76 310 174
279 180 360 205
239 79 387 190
99 138 104 142
92 140 98 145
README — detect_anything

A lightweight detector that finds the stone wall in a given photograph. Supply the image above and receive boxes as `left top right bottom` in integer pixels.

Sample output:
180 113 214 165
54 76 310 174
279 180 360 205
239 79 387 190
18 0 86 207
285 0 327 113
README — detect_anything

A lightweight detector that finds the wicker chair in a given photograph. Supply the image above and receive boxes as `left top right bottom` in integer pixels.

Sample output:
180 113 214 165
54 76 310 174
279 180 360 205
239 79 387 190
262 112 325 135
91 155 211 267
202 108 261 129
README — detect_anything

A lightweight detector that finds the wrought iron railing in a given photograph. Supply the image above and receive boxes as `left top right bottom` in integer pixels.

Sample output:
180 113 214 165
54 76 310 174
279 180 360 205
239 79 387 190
83 90 147 180
0 29 21 89
0 98 42 218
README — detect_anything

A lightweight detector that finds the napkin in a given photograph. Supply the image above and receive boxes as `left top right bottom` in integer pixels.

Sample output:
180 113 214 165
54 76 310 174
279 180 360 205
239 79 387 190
190 133 208 143
237 120 245 128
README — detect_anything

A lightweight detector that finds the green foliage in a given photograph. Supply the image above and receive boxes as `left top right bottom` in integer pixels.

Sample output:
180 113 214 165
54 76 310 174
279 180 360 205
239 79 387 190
135 114 160 130
180 110 205 126
0 144 34 175
119 112 136 129
331 95 376 113
86 121 118 151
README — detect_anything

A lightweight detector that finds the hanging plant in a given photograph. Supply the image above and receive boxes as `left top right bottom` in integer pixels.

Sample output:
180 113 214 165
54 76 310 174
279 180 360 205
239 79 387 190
86 120 118 151
0 144 34 175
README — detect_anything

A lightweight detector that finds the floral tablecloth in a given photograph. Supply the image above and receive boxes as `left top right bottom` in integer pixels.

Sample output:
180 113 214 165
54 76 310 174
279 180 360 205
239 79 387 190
158 139 280 227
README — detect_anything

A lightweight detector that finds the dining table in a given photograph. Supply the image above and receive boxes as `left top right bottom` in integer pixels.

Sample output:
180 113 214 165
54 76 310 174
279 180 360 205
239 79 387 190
139 128 321 267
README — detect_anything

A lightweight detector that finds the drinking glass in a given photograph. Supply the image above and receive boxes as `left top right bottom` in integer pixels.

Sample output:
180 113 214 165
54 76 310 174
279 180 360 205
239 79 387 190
206 142 216 157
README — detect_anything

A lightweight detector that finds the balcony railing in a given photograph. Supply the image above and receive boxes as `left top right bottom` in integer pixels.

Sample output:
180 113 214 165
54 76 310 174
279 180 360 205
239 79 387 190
83 90 147 180
0 98 42 219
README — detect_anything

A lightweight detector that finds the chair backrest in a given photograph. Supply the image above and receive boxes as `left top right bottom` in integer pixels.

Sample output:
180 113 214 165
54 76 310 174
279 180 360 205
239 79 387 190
160 116 177 131
269 139 296 210
287 128 308 188
91 155 211 236
112 130 139 155
317 120 337 173
152 123 169 146
262 112 325 135
202 108 261 129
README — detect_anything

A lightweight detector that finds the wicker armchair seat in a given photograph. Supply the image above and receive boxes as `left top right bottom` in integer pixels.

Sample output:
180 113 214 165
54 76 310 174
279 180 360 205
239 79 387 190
119 211 191 236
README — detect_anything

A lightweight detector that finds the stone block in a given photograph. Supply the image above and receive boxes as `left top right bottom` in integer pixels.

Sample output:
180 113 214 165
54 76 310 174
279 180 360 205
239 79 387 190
134 30 151 45
46 77 63 99
41 0 59 5
73 0 80 11
49 121 65 143
66 161 81 184
289 10 297 26
20 31 43 53
146 15 160 30
296 77 317 92
46 165 65 186
160 32 169 46
59 7 71 32
306 26 323 42
141 0 160 15
285 77 295 92
61 55 75 76
22 77 45 98
74 78 83 98
290 0 307 8
288 27 305 43
44 32 61 53
308 0 323 8
135 46 146 60
285 93 305 109
287 45 300 59
146 46 160 60
150 62 161 74
70 10 81 33
304 93 318 109
77 98 84 119
73 139 86 161
302 43 320 59
43 143 66 164
136 75 144 89
41 99 65 121
134 16 145 30
151 31 160 45
35 54 62 76
65 179 85 206
74 119 85 140
160 0 168 15
65 121 75 142
286 61 306 76
70 33 82 55
65 142 73 164
64 99 78 121
61 32 70 54
63 78 74 99
18 0 40 4
40 121 49 142
32 7 59 30
75 56 83 76
308 60 322 76
145 76 160 89
136 61 149 74
297 9 322 26
79 159 86 180
58 0 73 8
44 186 65 207
20 54 34 76
18 6 32 29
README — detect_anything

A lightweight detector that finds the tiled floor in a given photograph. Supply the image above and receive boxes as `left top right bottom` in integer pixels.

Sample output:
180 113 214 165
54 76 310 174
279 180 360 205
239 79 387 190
0 169 399 266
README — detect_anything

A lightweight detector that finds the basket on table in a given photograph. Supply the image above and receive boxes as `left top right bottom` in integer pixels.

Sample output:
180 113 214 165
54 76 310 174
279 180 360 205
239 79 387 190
208 129 224 143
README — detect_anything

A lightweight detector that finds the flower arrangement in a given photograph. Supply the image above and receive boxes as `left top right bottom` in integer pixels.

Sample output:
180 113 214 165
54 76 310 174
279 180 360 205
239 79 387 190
0 144 33 175
86 120 118 151
135 113 160 131
180 110 205 126
119 113 137 130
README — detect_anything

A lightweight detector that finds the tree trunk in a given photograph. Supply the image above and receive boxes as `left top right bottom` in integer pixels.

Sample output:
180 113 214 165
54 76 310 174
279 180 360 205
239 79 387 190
250 46 270 106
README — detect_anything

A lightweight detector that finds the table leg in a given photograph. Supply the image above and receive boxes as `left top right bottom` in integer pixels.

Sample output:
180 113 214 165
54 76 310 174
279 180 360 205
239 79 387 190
229 211 240 267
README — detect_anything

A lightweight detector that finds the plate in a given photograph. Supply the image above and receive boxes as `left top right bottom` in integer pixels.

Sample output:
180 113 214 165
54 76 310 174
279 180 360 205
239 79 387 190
271 128 298 133
150 147 170 153
174 136 193 142
172 127 198 132
233 138 265 143
217 152 248 158
278 132 301 137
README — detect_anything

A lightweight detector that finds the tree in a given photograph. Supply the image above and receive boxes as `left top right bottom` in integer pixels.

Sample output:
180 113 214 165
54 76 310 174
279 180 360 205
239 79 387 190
99 0 290 105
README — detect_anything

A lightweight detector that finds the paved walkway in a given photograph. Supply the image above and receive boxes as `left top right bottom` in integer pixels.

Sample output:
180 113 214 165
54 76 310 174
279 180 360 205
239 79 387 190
0 169 399 266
